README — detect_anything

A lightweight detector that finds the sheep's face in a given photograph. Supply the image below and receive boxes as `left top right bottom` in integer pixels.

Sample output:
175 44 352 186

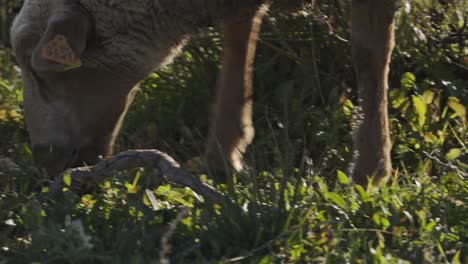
11 1 138 176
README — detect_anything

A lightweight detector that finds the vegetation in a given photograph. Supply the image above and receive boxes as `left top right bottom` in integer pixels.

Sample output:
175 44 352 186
0 0 467 263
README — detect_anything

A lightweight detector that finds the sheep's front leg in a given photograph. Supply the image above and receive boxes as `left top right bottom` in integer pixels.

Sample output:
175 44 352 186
205 6 269 179
350 0 398 186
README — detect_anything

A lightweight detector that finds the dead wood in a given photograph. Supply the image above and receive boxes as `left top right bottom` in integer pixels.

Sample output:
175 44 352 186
49 149 226 204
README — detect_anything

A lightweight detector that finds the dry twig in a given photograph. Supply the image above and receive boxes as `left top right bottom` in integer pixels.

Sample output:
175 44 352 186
50 149 225 203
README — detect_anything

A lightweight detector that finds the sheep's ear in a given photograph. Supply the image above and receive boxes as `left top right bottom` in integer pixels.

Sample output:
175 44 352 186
31 2 93 72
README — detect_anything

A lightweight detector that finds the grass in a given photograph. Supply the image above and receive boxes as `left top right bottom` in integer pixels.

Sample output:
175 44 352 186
0 1 467 263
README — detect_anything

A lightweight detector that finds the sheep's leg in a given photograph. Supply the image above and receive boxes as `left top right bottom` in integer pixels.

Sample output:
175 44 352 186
205 6 269 178
350 0 397 186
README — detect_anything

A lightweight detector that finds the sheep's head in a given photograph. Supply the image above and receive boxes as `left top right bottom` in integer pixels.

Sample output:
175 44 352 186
11 0 139 176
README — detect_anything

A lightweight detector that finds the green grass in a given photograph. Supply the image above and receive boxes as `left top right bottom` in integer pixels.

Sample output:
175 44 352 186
0 1 467 263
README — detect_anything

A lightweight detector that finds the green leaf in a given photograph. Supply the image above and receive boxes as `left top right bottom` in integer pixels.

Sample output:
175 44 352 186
0 109 7 122
342 99 354 118
422 90 435 104
424 220 436 232
401 72 416 91
381 217 390 230
132 169 142 186
337 170 350 184
81 194 96 208
0 79 13 91
424 132 439 144
373 213 381 225
125 182 140 194
315 176 329 196
390 90 409 109
451 250 461 264
63 172 72 187
436 241 448 261
412 95 427 128
447 97 466 123
355 185 370 202
259 255 272 264
446 148 462 161
329 192 347 209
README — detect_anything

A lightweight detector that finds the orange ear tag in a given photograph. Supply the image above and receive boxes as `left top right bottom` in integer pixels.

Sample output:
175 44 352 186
41 34 82 71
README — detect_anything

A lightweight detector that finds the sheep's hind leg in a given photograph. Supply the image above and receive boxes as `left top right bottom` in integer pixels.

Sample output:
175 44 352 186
350 0 398 186
205 6 269 182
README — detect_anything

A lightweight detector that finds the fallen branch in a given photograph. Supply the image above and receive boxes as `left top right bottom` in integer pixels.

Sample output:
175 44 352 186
50 149 226 204
423 151 468 178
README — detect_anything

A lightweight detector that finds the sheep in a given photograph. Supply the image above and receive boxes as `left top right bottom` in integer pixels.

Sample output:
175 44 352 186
10 0 398 186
